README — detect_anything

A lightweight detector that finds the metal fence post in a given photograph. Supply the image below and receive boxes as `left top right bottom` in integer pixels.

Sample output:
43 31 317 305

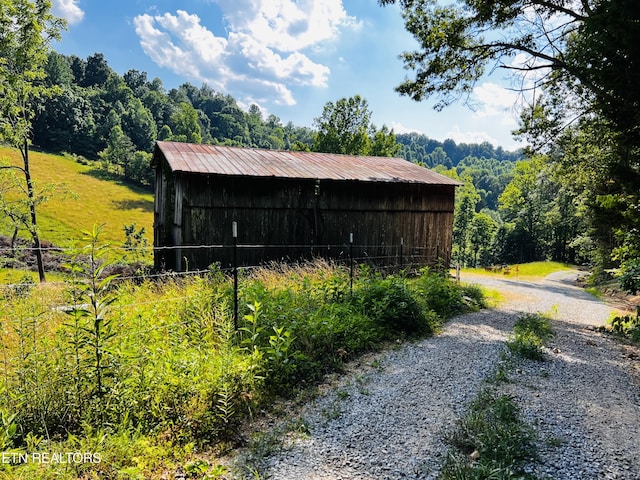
400 236 404 270
349 232 354 296
232 221 238 332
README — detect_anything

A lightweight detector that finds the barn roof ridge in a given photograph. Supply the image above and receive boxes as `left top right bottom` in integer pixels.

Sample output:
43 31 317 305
154 141 461 186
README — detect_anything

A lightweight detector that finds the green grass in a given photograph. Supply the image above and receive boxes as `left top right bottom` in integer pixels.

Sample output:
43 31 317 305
441 389 536 479
475 285 504 308
0 267 67 284
0 146 153 248
0 258 483 479
462 261 574 280
506 313 554 361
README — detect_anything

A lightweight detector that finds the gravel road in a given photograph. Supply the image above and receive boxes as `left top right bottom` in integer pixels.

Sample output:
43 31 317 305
236 270 640 479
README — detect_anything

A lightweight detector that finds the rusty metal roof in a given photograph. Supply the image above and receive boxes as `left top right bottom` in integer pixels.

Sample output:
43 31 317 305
154 141 461 185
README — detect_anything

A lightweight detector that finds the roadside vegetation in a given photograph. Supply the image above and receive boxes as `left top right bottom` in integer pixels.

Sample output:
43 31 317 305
441 389 537 480
440 312 554 479
506 314 555 362
605 310 640 345
0 228 484 479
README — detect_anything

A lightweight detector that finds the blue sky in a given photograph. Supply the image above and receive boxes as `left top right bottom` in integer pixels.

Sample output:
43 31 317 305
51 0 526 151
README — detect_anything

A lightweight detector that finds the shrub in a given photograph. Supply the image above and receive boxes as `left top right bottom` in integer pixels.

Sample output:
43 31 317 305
412 267 466 319
619 260 640 294
0 258 487 478
506 313 554 361
610 311 640 344
353 272 431 335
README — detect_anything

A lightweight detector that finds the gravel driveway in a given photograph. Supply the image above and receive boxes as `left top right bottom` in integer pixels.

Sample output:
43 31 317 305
238 270 640 479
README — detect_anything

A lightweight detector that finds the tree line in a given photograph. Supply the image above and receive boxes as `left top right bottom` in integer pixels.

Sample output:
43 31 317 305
32 51 316 186
4 0 640 291
381 0 640 287
4 48 597 272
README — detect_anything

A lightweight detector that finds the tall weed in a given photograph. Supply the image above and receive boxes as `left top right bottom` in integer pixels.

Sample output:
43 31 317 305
0 256 484 478
63 224 120 427
353 270 431 335
412 267 465 319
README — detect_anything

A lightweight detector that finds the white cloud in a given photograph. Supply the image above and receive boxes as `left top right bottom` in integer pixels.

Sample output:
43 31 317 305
215 0 357 51
445 126 499 145
156 11 228 65
52 0 84 25
390 122 424 135
445 125 522 150
231 32 330 87
134 12 227 91
471 82 520 126
134 1 357 107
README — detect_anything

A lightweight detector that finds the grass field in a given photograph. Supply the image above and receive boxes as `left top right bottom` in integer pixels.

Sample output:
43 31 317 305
0 146 154 247
460 261 575 279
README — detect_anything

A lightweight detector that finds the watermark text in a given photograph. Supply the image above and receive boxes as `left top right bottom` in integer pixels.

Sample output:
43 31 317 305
1 452 101 464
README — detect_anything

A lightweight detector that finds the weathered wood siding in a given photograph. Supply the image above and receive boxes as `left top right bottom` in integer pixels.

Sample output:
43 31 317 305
154 156 455 271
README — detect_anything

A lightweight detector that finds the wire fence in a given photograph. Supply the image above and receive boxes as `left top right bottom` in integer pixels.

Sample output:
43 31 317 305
0 235 460 367
1 236 447 283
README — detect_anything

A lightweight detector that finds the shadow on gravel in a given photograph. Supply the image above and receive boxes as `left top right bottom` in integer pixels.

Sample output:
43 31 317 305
251 310 526 479
505 318 640 478
487 277 603 305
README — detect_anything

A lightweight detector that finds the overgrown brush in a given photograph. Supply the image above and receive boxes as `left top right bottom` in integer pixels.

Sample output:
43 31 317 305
0 253 481 479
353 268 433 335
608 308 640 344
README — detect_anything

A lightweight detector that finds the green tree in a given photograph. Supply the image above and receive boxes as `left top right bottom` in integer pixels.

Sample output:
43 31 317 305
170 102 202 144
211 104 249 144
44 51 73 86
452 173 480 266
498 156 563 263
0 0 66 282
312 95 372 155
429 147 450 168
383 0 640 269
469 212 498 267
123 69 149 97
380 0 639 124
122 96 157 152
99 125 135 175
370 125 402 157
32 85 97 155
158 124 173 141
312 95 400 156
81 52 112 88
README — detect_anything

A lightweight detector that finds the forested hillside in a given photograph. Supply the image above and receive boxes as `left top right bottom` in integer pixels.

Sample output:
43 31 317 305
4 43 637 283
396 133 522 167
20 50 533 270
31 52 315 186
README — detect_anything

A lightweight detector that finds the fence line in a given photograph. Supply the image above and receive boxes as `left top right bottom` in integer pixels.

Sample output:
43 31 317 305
1 238 447 330
1 242 422 254
0 259 455 365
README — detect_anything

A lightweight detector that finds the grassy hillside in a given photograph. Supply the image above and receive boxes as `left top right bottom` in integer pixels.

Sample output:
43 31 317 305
0 146 154 248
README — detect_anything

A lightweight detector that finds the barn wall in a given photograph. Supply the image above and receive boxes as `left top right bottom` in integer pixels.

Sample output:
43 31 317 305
157 171 455 271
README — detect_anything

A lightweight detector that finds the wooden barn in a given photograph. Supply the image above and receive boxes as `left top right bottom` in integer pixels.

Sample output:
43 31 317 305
152 141 460 271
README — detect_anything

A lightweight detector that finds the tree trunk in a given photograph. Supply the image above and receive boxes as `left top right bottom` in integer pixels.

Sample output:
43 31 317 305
22 140 46 282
